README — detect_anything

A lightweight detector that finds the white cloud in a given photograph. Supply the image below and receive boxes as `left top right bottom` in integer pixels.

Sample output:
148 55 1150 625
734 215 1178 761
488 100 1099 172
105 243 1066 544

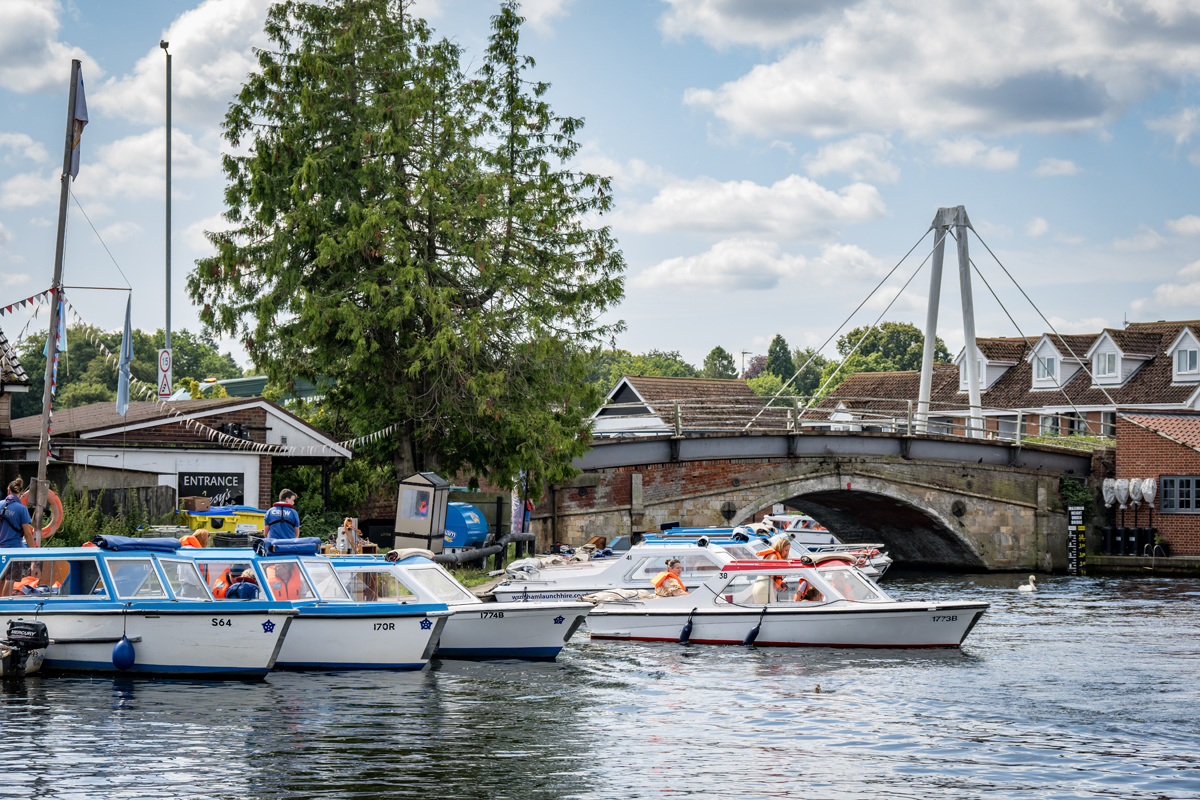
0 272 32 288
521 0 575 31
679 1 1200 139
933 138 1019 170
1177 259 1200 279
0 0 99 93
94 0 272 129
1166 215 1200 236
805 134 899 183
1047 315 1108 334
184 212 235 254
0 132 49 164
0 170 58 209
1147 106 1200 145
974 220 1013 239
631 240 883 292
0 222 10 246
98 221 141 243
1026 217 1049 237
1112 223 1166 252
1034 157 1081 176
574 145 670 190
620 174 886 240
1141 280 1200 309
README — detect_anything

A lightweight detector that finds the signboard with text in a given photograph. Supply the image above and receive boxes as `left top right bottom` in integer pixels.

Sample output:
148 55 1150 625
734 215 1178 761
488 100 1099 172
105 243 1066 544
1067 505 1086 575
179 472 245 507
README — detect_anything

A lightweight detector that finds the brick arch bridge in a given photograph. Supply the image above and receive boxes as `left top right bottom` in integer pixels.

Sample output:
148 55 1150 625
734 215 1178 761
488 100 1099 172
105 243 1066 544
530 431 1097 571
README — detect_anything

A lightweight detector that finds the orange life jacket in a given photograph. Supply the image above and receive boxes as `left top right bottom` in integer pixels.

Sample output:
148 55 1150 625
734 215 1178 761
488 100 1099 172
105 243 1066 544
757 547 789 589
792 578 812 602
266 566 303 601
11 576 39 594
210 568 233 599
179 535 204 548
651 571 688 595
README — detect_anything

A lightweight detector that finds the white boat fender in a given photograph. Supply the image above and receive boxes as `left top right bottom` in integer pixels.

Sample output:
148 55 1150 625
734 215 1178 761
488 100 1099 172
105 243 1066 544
113 605 136 671
697 536 709 548
678 608 697 644
743 607 768 647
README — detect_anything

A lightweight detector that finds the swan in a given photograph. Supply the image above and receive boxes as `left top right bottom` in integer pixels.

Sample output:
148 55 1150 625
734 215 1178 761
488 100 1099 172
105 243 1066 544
1018 575 1036 592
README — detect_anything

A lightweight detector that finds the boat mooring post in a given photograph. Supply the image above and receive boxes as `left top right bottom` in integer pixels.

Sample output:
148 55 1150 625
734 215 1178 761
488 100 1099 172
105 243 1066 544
33 59 83 533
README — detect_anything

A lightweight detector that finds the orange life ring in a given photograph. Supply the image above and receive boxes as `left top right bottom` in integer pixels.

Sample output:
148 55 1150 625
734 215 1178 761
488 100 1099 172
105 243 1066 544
19 488 64 545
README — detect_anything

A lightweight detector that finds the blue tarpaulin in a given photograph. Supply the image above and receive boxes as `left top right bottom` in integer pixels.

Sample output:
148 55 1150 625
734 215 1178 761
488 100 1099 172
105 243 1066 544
254 537 320 556
93 535 182 552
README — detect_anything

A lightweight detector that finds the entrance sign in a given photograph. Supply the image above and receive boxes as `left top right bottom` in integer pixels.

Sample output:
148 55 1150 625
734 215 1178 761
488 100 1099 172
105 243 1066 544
179 472 245 506
157 348 173 399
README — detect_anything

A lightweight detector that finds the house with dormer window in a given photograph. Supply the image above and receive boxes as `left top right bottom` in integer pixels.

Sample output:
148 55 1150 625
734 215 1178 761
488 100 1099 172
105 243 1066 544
817 318 1200 440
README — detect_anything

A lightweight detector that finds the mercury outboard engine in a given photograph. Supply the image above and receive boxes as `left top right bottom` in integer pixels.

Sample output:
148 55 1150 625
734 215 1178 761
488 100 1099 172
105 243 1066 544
2 619 49 679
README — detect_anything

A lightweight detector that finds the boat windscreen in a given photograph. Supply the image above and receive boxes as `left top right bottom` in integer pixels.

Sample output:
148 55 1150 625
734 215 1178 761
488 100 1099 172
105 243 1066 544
406 567 477 604
108 559 168 599
336 569 418 603
0 557 107 599
301 560 351 600
715 544 758 560
159 559 212 600
817 568 886 602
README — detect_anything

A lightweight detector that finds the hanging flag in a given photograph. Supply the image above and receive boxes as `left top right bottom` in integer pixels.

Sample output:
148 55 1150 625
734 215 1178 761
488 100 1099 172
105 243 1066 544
42 296 67 356
116 294 133 417
68 69 88 179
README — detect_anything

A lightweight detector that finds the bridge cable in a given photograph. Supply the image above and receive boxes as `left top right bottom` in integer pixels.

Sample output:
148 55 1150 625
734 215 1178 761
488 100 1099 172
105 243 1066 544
742 227 936 430
969 229 1118 424
946 229 1097 435
791 233 942 427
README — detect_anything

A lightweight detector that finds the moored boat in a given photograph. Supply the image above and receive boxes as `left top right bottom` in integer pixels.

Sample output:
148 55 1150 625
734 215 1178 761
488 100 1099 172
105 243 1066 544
334 554 591 661
0 540 295 677
586 560 987 649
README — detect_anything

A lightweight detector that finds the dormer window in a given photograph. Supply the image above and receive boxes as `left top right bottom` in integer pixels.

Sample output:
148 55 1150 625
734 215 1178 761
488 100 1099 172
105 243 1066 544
1177 348 1198 374
1095 352 1117 377
1035 356 1056 381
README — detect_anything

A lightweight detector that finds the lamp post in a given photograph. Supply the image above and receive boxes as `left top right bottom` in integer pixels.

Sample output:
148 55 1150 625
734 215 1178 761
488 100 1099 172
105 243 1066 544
160 40 171 353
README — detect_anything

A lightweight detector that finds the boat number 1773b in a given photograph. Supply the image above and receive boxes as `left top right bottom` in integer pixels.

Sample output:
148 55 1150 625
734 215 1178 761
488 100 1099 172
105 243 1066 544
932 615 958 622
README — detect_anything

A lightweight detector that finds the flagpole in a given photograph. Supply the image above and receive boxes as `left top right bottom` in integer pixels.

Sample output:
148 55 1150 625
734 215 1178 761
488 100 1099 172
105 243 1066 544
34 58 82 536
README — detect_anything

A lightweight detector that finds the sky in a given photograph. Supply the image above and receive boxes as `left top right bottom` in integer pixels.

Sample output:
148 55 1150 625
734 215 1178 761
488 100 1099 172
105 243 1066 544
4 0 1200 374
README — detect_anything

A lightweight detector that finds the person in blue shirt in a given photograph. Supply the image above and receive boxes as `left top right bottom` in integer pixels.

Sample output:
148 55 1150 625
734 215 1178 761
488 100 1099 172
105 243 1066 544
0 478 36 548
263 489 301 540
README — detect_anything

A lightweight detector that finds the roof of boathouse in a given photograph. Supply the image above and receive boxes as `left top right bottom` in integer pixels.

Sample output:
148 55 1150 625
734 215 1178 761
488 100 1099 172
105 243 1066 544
1119 411 1200 451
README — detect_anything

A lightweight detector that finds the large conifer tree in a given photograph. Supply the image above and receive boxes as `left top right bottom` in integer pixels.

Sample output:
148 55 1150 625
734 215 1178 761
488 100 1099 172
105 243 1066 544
190 1 625 493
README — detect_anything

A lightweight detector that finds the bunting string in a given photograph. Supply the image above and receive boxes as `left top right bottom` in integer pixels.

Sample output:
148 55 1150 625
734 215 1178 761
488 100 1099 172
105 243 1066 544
0 288 53 319
63 299 401 457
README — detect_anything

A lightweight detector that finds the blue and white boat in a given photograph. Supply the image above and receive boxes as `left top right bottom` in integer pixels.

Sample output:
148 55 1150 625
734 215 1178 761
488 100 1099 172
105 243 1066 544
332 554 590 661
182 541 453 670
0 538 295 678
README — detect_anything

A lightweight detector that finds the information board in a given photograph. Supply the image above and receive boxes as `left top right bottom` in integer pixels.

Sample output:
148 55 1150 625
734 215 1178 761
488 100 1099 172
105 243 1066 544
1067 505 1087 575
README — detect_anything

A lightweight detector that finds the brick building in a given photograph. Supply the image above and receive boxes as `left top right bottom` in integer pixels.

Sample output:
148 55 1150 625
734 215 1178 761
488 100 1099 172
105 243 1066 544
817 319 1200 439
3 397 348 508
1115 411 1200 556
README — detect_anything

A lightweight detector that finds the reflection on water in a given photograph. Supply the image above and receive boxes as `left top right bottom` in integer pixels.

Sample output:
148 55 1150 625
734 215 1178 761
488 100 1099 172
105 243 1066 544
2 573 1199 799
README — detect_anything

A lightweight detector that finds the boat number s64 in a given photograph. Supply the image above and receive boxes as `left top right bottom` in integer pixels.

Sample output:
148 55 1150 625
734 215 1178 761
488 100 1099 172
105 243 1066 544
480 611 505 619
211 618 233 627
932 615 958 622
373 623 395 631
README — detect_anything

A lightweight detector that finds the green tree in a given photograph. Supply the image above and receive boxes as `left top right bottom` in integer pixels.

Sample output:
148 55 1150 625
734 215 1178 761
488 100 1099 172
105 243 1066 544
766 334 794 380
588 348 696 395
836 321 949 370
702 346 737 379
190 1 624 495
790 346 829 396
742 354 766 380
817 351 898 396
13 325 243 418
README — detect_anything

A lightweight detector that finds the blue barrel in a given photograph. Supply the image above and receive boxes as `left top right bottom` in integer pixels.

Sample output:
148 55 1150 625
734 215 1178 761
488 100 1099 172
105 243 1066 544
442 502 489 548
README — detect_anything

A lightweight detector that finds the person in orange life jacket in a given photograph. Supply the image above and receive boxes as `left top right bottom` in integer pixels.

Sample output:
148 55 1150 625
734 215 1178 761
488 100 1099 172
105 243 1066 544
792 577 823 602
266 562 306 601
179 529 209 549
210 566 234 599
0 478 36 549
757 534 792 592
264 489 301 540
652 559 689 597
11 561 42 594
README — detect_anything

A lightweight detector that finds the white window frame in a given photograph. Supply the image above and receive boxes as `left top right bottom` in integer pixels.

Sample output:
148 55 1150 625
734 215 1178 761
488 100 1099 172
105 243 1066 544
1035 356 1056 381
1177 349 1198 375
1095 352 1117 378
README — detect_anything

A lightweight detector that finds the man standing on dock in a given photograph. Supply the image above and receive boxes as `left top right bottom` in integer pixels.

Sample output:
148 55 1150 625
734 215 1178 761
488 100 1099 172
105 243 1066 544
263 489 301 540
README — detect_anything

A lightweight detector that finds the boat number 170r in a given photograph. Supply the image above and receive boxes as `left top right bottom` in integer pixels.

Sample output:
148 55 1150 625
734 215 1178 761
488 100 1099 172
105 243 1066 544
932 615 958 622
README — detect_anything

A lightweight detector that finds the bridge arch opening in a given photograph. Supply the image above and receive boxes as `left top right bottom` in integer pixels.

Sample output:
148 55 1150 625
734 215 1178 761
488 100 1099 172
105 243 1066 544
743 480 987 570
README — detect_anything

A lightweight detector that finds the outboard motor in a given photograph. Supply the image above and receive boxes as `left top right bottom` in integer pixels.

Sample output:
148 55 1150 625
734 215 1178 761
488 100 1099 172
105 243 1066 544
2 619 49 679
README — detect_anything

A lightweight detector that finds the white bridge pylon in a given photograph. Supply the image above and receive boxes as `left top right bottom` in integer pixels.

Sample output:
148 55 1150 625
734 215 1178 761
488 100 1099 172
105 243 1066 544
916 205 983 438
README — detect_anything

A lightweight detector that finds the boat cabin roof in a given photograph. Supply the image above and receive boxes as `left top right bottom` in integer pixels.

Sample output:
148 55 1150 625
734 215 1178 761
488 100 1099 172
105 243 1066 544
720 560 817 572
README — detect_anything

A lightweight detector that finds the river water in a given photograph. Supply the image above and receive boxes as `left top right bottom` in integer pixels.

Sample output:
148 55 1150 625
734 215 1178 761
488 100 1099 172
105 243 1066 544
2 572 1198 800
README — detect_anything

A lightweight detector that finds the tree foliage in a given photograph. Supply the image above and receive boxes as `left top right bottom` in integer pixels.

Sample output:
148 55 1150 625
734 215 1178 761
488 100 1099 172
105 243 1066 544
189 1 624 495
790 346 829 396
742 354 766 380
702 346 737 379
836 321 950 371
12 326 242 418
766 334 794 380
587 348 696 395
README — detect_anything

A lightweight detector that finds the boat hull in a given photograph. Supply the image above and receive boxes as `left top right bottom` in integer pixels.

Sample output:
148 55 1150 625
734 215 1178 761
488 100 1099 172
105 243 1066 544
0 608 294 677
273 610 449 670
436 602 590 660
587 602 988 649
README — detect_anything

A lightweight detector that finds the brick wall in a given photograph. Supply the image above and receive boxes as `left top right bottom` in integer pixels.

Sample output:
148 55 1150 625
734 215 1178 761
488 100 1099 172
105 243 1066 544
1115 416 1200 555
258 455 272 509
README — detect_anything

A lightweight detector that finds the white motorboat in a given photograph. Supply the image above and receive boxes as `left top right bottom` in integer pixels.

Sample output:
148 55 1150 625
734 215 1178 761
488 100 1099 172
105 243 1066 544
187 547 453 670
0 544 295 677
756 514 893 578
586 560 987 648
334 555 591 660
492 536 769 603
